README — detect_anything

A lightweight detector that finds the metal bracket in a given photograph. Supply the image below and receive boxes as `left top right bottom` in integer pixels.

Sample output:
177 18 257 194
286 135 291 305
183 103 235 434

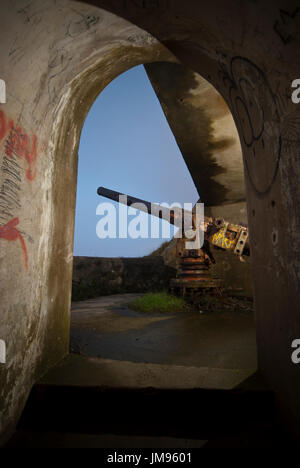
234 228 249 256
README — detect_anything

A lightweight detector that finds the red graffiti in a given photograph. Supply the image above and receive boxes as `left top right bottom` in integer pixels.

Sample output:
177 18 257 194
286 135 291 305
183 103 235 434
0 110 38 181
0 218 28 269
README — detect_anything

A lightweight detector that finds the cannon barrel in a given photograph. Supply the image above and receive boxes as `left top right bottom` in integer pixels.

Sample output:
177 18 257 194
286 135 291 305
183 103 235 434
97 186 192 229
97 186 250 256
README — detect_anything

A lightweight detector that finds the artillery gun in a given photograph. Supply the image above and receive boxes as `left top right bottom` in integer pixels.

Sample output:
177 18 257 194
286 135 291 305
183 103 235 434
97 187 250 301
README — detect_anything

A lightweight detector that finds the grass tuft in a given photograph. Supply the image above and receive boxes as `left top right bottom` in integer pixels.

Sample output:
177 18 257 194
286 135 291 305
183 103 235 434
130 292 188 314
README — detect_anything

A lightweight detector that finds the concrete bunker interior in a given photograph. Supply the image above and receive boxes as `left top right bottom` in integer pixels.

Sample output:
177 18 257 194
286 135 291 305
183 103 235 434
1 0 300 448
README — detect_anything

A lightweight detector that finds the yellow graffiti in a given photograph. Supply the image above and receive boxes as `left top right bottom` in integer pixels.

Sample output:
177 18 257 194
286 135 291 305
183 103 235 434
211 227 235 250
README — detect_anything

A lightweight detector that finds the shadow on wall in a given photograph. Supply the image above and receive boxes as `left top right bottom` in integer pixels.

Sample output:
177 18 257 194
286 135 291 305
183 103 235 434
145 61 245 206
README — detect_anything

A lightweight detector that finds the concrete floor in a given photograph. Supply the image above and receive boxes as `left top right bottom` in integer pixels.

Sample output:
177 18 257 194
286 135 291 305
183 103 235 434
9 294 280 448
41 293 258 390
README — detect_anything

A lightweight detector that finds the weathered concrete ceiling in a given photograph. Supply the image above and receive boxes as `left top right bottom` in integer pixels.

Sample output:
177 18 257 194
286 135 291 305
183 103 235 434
80 1 300 73
145 62 245 206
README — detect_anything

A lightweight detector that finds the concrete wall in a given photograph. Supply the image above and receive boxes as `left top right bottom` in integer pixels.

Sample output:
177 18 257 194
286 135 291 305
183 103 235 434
72 256 176 301
1 0 300 442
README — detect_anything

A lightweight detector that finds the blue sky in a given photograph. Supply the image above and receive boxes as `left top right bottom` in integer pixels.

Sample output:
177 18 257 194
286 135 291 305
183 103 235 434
73 64 199 258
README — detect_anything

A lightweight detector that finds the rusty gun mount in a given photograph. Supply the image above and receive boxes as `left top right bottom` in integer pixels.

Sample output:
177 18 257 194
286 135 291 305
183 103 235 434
97 186 250 300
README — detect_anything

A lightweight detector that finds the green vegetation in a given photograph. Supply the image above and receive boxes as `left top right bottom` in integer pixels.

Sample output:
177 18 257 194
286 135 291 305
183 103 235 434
130 291 188 314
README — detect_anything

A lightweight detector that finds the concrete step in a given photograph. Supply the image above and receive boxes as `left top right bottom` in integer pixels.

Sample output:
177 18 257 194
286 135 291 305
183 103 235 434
38 354 258 390
6 356 291 447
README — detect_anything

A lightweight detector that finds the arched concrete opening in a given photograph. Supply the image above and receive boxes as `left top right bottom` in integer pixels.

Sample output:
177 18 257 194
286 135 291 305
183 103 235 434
71 58 251 299
68 60 255 386
1 0 300 445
